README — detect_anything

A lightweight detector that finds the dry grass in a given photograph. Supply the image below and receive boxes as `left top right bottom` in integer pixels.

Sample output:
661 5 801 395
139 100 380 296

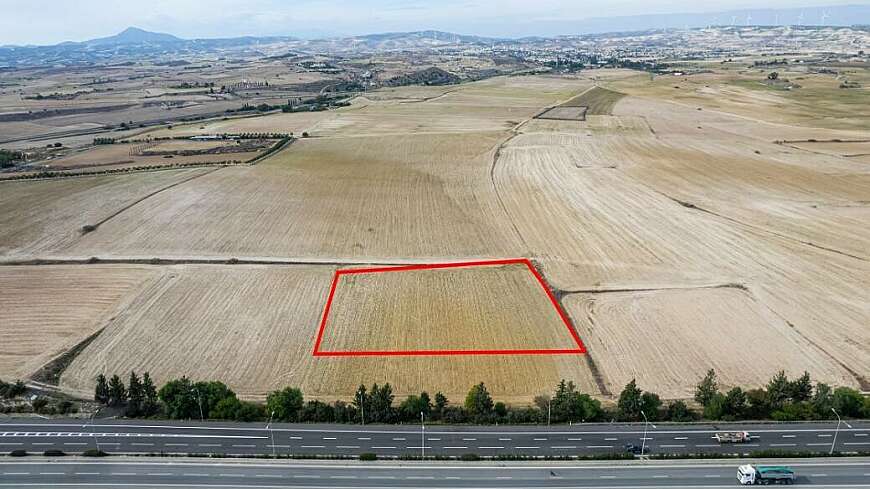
0 168 212 258
566 287 857 399
60 264 597 403
561 86 626 115
64 132 524 260
319 263 579 352
0 265 157 380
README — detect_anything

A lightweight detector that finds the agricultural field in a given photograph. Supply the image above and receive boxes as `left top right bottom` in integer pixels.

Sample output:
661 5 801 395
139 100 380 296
0 265 157 380
59 264 598 403
1 64 868 404
317 262 580 353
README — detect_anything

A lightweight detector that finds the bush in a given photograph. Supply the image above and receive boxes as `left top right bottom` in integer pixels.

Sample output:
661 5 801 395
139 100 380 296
359 452 377 461
43 449 66 457
459 453 481 461
9 449 28 457
82 448 108 457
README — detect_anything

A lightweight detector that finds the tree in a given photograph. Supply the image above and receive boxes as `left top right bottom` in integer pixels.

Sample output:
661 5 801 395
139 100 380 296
665 400 695 422
158 377 198 420
768 72 779 81
788 372 813 403
694 369 718 407
353 384 370 424
434 392 448 417
640 391 662 421
833 387 864 417
704 392 727 420
464 382 494 417
399 392 432 421
192 381 235 418
766 371 790 410
745 388 771 419
723 387 747 419
369 383 395 423
127 371 143 417
811 383 833 418
141 373 159 417
266 387 304 422
107 375 127 408
94 374 109 405
616 379 644 421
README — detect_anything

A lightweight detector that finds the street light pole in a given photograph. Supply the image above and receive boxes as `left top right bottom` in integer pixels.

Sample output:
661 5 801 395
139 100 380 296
194 389 204 422
640 411 656 458
547 400 551 427
829 408 851 454
420 411 425 459
268 411 276 458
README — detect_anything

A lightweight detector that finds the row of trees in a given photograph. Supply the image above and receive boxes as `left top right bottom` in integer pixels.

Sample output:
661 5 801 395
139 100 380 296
0 379 26 399
95 371 869 424
693 369 868 421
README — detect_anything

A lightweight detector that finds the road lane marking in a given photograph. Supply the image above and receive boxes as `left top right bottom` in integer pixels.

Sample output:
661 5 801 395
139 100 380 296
854 433 868 437
782 435 796 438
568 437 582 441
515 446 540 449
330 475 358 479
371 446 397 449
600 475 616 479
499 438 512 441
587 445 613 448
552 446 577 449
533 438 547 441
811 474 828 477
428 438 441 441
479 446 505 449
197 443 221 447
705 474 721 478
293 475 320 478
462 438 477 441
604 437 618 441
818 434 833 438
367 476 396 479
444 446 467 449
845 442 870 445
653 475 669 478
130 443 154 446
301 445 325 448
231 444 256 448
661 444 686 448
165 443 188 447
111 473 136 476
357 437 371 440
39 472 64 475
392 437 406 441
674 437 688 440
336 445 360 449
770 443 797 447
806 443 829 446
322 437 336 440
147 473 173 476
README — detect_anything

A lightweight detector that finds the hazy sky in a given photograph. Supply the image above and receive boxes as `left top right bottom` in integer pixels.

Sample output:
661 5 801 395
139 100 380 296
0 0 861 45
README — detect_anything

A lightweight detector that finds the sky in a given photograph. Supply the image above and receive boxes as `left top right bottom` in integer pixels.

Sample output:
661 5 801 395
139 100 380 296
0 0 863 45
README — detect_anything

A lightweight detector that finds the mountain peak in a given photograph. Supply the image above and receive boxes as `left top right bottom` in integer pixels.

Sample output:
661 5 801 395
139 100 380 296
87 27 183 46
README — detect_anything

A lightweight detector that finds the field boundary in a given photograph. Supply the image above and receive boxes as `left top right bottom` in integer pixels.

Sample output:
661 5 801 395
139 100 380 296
312 258 587 357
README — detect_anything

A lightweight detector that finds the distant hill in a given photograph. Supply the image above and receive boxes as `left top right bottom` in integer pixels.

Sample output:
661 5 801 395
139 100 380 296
382 67 462 88
84 27 183 47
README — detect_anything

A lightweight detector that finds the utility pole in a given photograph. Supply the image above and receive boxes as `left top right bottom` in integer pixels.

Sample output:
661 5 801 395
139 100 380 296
420 411 425 459
194 389 204 422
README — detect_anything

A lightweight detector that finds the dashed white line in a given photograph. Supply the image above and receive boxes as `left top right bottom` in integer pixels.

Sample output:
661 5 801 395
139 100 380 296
39 472 64 475
337 445 360 449
444 446 468 449
111 473 136 476
479 446 505 449
515 446 540 449
371 446 397 449
587 445 613 449
782 435 796 438
301 445 325 449
551 446 577 449
232 444 256 448
660 444 685 448
770 443 797 447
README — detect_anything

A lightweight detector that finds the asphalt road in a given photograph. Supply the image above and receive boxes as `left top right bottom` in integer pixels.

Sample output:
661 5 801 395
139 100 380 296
0 458 868 488
1 419 867 458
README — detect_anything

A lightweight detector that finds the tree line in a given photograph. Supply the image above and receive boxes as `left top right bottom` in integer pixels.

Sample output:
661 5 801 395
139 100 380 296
93 369 869 424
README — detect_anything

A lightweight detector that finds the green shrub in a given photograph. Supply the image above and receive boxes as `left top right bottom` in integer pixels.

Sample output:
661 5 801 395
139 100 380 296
82 448 108 457
359 453 377 461
9 449 27 457
459 453 480 461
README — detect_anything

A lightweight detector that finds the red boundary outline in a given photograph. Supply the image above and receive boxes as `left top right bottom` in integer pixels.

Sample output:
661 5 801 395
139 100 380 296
313 258 586 357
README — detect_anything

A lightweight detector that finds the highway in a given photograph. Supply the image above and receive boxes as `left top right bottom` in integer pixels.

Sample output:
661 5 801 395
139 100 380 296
0 457 868 487
0 419 868 458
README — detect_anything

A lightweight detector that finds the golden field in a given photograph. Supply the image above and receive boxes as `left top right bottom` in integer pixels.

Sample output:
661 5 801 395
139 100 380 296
1 67 868 403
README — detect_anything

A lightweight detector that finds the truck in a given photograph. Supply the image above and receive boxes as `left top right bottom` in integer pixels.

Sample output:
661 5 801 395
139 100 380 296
715 431 751 443
737 465 796 485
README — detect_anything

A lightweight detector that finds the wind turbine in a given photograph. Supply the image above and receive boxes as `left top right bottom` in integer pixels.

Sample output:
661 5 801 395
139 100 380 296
797 11 805 26
731 15 737 26
745 13 753 26
821 11 830 25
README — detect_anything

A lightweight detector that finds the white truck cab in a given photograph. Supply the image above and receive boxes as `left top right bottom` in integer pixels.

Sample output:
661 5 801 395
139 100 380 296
738 464 796 485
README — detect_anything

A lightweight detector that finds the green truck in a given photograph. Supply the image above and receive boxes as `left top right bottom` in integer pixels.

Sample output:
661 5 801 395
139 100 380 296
737 464 796 485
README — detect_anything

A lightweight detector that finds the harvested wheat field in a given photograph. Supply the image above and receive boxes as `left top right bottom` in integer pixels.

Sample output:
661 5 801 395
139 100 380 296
65 132 524 259
565 287 858 399
60 264 598 403
0 168 213 258
317 262 581 353
0 265 157 380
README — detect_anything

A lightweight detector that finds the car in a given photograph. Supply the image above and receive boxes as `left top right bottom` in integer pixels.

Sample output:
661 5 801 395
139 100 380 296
624 443 650 455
